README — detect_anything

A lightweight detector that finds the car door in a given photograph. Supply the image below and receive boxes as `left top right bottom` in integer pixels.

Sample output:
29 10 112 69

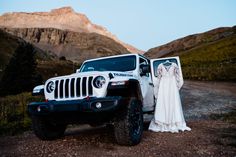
139 56 155 112
150 56 184 99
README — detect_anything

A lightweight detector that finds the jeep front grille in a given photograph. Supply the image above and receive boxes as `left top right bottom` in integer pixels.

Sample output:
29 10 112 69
54 76 94 99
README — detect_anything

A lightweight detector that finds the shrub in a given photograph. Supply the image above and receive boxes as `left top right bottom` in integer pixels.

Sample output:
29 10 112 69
0 92 43 136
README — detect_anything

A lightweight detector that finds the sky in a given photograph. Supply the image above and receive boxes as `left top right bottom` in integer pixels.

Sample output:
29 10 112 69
0 0 236 51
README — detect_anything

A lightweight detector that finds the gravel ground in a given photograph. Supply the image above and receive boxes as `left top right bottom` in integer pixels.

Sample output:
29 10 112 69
0 81 236 157
182 81 236 120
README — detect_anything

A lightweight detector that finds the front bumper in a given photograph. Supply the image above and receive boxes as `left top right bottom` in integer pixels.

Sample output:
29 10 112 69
28 96 124 116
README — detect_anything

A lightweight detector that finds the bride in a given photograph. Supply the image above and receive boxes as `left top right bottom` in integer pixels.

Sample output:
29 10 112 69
149 60 191 133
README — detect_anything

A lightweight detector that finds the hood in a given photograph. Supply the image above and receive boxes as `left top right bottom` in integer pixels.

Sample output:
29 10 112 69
46 71 136 82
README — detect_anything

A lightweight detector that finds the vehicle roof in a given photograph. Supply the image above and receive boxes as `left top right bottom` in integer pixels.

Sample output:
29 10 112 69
83 53 149 63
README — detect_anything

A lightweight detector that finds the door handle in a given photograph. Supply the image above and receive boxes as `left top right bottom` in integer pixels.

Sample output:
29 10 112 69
149 83 154 86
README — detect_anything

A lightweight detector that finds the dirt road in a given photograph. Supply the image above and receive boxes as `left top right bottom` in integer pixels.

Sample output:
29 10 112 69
0 81 236 157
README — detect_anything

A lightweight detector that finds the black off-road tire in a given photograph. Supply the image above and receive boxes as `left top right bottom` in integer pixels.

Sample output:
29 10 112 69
114 97 143 146
32 116 66 140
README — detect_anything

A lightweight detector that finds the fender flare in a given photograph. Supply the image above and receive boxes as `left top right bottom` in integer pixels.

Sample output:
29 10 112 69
107 79 143 104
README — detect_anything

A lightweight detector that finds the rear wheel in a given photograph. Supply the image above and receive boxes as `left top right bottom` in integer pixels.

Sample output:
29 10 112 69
114 97 143 145
32 116 66 140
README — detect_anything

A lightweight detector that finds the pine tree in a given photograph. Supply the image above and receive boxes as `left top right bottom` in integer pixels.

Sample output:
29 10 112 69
0 42 42 96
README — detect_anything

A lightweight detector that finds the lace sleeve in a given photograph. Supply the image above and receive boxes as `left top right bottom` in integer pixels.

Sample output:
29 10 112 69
154 64 162 98
174 63 183 90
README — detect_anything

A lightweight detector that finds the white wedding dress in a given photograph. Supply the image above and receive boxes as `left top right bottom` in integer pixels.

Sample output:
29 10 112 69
149 62 191 133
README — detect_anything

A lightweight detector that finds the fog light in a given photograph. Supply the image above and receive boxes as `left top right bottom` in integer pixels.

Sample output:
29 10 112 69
95 102 102 109
37 106 41 112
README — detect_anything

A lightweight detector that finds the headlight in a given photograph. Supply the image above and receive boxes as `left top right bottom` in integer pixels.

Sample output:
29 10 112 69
46 81 55 93
93 76 106 88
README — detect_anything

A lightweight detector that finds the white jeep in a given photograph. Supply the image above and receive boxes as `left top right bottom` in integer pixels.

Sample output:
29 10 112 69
28 54 182 145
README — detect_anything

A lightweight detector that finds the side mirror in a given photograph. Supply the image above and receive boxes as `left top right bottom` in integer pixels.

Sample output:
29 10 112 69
140 64 150 76
32 85 44 96
76 69 80 73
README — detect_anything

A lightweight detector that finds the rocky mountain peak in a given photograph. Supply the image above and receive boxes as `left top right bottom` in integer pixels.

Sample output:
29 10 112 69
51 6 75 14
0 7 143 53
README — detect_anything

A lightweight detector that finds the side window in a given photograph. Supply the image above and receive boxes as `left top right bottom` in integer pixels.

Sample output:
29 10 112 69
153 58 178 77
139 57 149 77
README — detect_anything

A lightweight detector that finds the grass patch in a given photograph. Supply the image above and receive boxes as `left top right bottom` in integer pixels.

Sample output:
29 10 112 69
210 109 236 124
222 109 236 124
0 92 43 136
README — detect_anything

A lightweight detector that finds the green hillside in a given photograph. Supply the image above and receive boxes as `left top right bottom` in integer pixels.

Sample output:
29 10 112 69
180 34 236 81
0 29 77 83
37 60 79 81
146 26 236 82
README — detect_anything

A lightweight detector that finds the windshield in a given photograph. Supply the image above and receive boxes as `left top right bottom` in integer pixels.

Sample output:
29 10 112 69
80 55 136 72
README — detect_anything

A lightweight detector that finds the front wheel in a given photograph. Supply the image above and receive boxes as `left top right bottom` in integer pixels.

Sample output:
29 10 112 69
32 116 66 140
114 97 143 145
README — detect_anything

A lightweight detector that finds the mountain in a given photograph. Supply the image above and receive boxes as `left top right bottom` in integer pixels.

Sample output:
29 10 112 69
145 26 236 81
2 27 129 63
145 26 236 58
0 7 143 54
